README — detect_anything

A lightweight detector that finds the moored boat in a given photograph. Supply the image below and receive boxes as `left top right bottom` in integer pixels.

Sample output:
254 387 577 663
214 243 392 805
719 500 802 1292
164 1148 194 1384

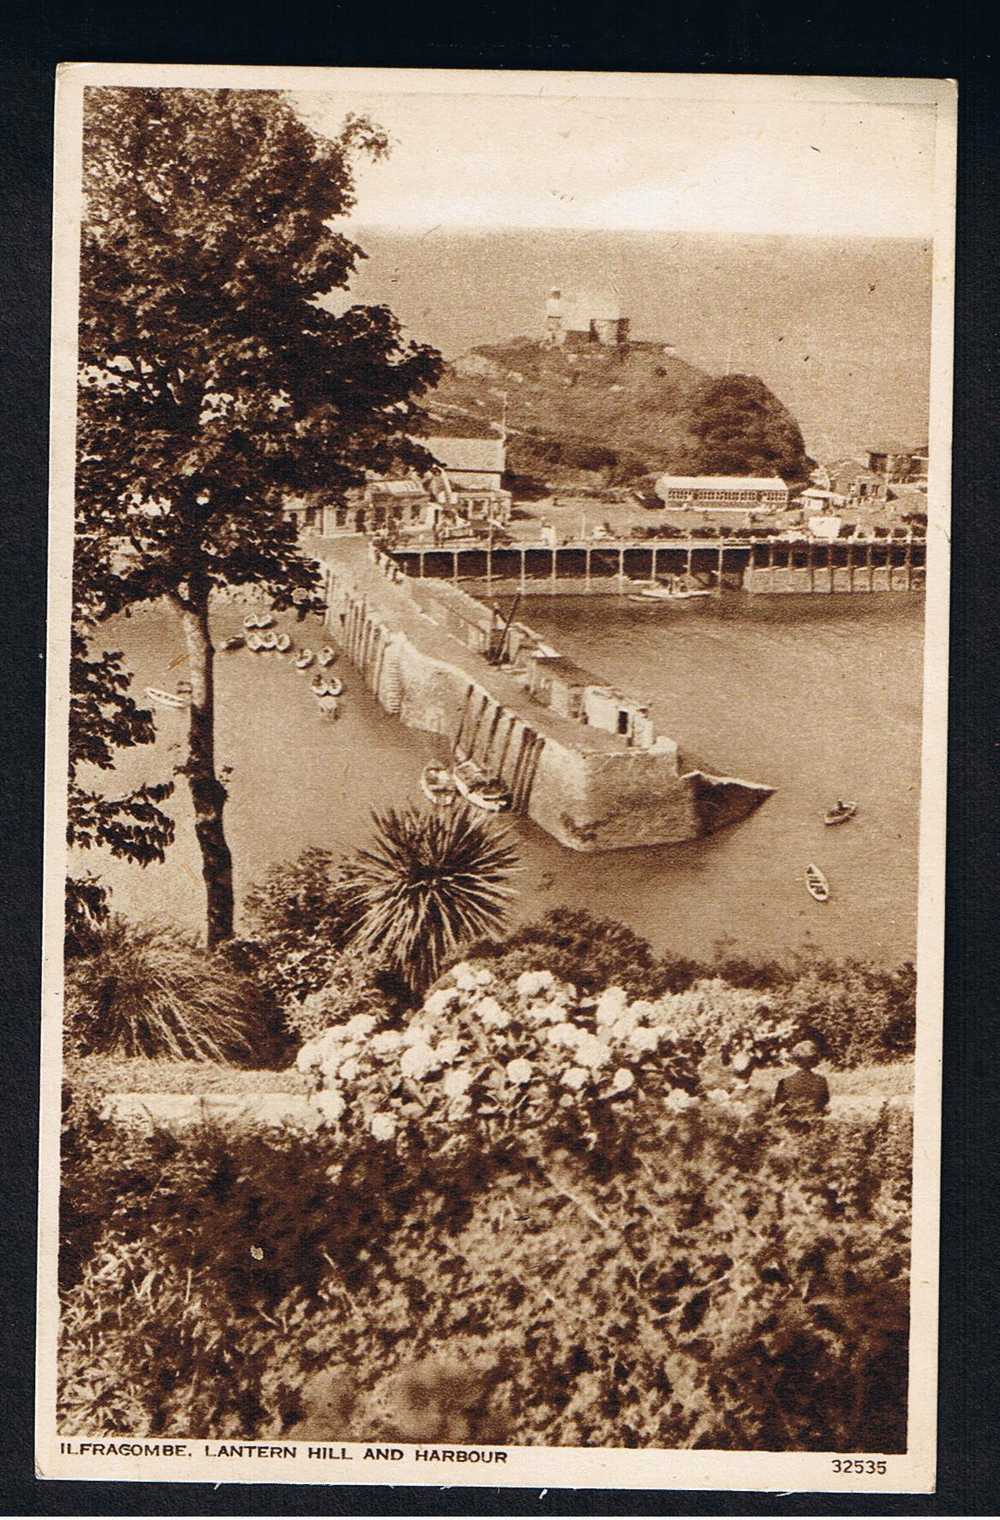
453 754 512 813
805 863 830 902
824 800 857 827
629 578 711 604
145 686 189 710
420 762 457 807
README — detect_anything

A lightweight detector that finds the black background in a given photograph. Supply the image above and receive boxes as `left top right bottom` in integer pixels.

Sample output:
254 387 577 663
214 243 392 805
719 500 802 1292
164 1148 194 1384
1 0 997 1513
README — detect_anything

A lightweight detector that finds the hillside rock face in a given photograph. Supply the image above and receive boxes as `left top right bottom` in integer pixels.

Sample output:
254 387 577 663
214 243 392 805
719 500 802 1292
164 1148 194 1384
429 338 811 486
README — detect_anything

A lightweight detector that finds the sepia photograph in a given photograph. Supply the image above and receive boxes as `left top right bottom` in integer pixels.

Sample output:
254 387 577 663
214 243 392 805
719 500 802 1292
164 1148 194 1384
36 65 954 1492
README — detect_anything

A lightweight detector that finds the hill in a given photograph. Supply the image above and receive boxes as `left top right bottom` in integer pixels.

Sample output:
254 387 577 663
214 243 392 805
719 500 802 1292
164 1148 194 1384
425 337 812 489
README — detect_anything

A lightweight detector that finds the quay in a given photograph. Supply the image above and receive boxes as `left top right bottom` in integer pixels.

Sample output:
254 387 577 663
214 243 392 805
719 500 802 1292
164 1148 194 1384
312 537 774 853
384 533 927 595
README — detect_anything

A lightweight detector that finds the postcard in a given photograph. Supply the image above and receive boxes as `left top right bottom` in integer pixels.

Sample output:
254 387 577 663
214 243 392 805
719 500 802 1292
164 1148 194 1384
37 64 955 1492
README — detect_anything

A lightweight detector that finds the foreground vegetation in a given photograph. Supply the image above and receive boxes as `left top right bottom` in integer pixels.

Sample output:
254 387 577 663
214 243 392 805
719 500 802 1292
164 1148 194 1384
60 842 915 1451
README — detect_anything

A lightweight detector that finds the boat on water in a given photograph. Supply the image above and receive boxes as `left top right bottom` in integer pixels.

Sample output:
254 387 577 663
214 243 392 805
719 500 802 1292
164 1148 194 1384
274 632 291 653
420 762 457 807
628 576 711 604
805 863 830 902
824 800 857 827
452 754 512 813
317 647 337 667
145 686 189 710
295 649 315 670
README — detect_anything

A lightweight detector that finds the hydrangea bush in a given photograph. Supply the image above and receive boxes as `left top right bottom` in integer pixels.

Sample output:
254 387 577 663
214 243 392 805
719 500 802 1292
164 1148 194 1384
295 961 711 1156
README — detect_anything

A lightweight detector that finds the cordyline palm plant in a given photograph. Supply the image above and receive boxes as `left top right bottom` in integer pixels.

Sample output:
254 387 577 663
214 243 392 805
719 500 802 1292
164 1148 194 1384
345 806 519 995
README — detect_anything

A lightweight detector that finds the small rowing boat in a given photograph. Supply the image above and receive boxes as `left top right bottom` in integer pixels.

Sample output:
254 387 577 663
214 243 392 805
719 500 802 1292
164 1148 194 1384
274 632 291 653
317 646 337 667
255 611 274 629
246 632 264 652
421 762 457 807
824 800 857 827
317 694 339 719
145 686 189 710
259 631 278 651
805 863 830 903
243 613 259 630
295 649 314 670
453 754 512 813
220 635 245 651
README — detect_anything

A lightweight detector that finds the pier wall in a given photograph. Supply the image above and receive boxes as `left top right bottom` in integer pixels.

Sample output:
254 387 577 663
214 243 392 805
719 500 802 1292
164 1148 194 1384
321 551 773 852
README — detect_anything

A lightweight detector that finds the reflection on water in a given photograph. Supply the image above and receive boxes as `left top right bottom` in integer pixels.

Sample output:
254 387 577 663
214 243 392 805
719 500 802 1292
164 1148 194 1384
76 591 925 967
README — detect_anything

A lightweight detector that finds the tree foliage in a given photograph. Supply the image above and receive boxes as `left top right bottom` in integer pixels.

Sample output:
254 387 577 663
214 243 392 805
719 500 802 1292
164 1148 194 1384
75 87 443 943
679 373 812 482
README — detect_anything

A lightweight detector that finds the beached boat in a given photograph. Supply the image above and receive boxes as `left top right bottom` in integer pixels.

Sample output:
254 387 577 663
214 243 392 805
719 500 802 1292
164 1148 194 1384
420 762 457 807
295 649 315 670
805 863 830 902
220 635 245 652
243 613 259 630
258 631 278 651
317 647 337 667
145 686 189 710
274 632 291 653
824 800 857 827
453 755 512 813
246 632 264 652
317 694 339 719
323 675 344 698
255 611 275 629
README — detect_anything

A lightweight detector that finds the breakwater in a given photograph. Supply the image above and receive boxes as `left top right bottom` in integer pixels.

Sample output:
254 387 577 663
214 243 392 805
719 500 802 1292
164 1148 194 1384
318 539 773 852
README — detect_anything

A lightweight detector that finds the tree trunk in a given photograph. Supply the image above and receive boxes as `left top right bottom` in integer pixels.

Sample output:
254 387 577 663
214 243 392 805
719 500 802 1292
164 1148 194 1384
176 591 234 947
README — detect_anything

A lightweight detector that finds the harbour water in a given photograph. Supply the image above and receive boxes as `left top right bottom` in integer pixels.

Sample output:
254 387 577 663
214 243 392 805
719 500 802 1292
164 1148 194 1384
77 590 924 967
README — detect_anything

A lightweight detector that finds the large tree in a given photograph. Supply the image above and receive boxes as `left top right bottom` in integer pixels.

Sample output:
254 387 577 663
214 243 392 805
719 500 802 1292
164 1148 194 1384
77 88 443 945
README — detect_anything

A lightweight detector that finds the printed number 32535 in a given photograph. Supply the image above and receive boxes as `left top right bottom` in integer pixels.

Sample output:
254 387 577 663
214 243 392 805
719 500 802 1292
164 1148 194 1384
832 1459 887 1474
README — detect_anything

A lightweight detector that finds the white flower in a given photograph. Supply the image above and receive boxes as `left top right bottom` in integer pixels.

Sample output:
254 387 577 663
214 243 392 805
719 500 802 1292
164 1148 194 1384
664 1088 697 1112
516 970 554 998
295 1041 321 1073
575 1033 612 1071
627 1025 660 1055
477 997 510 1030
443 1067 473 1099
561 1066 589 1091
345 1012 378 1038
546 1020 581 1050
372 1030 403 1056
437 1038 463 1064
369 1114 397 1142
610 1068 635 1093
423 987 460 1017
595 986 628 1025
313 1089 345 1124
506 1058 533 1086
338 1057 361 1082
400 1042 440 1080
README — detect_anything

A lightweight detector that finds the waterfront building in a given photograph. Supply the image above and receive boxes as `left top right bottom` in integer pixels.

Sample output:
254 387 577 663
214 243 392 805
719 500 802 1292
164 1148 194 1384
865 444 927 484
654 474 790 510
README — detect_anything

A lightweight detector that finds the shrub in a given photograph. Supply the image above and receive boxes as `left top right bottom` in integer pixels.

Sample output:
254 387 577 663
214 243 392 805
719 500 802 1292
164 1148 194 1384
773 959 916 1067
64 917 276 1065
58 1079 912 1450
237 848 359 1006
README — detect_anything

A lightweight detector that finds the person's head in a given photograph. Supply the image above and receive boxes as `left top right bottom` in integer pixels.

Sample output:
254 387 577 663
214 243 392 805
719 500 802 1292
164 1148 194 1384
789 1038 822 1069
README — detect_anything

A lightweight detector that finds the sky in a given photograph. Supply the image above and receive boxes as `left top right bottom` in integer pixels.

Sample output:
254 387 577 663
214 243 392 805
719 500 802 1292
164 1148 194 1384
293 80 940 239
